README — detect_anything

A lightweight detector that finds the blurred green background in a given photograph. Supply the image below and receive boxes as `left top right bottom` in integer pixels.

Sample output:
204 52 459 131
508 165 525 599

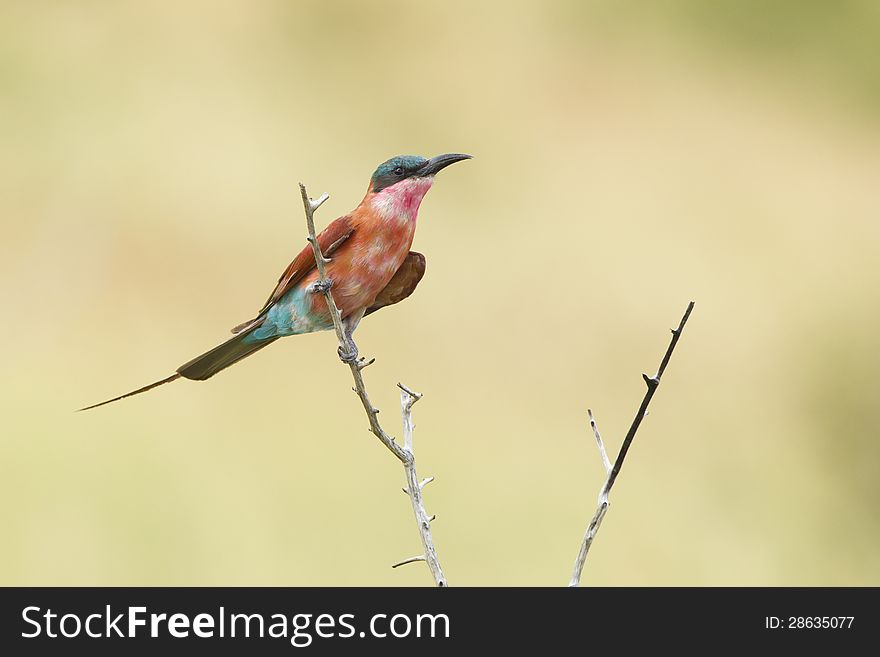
2 0 878 586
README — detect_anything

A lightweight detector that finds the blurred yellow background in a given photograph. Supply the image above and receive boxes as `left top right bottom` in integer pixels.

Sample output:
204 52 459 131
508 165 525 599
2 1 878 586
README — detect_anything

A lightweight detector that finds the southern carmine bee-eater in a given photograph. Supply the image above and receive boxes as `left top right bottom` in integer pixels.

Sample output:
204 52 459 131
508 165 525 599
80 153 471 411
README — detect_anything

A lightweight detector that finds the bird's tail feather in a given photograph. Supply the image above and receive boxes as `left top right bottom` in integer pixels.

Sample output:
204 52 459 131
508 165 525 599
176 330 278 381
77 373 182 411
78 326 277 411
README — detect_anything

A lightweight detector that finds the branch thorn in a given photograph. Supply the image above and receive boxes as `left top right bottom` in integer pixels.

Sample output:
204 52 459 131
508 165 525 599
391 555 427 569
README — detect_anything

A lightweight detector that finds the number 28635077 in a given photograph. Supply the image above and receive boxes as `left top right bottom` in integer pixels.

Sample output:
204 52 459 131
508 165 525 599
765 616 854 629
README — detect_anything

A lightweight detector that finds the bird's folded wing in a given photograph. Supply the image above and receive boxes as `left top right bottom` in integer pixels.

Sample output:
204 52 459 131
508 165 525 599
230 215 354 334
365 251 426 316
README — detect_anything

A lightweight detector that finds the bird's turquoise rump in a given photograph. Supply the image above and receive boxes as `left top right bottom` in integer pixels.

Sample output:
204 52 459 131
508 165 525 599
245 286 333 342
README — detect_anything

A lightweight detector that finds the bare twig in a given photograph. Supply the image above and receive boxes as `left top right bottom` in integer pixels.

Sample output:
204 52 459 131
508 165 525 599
396 382 445 584
391 555 427 569
399 382 422 453
588 409 612 476
298 183 447 587
569 301 695 587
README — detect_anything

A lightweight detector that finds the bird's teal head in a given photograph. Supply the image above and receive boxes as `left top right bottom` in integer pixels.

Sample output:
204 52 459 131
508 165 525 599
370 153 472 193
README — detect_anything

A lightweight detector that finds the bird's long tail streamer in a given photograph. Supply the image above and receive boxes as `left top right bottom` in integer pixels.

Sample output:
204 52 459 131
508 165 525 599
77 373 182 412
78 325 278 411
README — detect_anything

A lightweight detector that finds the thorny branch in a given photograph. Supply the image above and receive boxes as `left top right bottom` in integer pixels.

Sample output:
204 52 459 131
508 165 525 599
298 183 447 587
569 301 695 587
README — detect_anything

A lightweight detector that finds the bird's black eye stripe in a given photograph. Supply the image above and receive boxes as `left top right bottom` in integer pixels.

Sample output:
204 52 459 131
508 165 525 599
393 166 405 176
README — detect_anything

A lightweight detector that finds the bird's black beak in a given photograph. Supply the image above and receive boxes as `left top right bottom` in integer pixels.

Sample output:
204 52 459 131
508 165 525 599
417 153 472 177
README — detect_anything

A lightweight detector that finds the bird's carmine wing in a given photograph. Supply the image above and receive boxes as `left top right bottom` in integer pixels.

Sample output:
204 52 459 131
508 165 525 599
230 215 354 333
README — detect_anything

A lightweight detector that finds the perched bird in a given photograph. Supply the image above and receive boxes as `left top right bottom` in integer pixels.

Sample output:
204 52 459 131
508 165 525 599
80 153 471 411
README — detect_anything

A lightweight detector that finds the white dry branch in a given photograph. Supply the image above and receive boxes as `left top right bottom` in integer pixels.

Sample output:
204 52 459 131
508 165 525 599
569 301 695 587
298 183 447 587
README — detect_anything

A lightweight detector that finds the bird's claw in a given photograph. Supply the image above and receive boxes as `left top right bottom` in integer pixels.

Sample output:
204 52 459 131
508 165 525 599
311 278 333 294
338 340 359 364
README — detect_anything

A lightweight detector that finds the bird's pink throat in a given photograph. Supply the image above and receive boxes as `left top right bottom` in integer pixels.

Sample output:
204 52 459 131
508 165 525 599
370 176 434 219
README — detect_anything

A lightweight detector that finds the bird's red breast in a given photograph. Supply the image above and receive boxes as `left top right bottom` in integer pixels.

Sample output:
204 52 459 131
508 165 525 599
303 176 435 321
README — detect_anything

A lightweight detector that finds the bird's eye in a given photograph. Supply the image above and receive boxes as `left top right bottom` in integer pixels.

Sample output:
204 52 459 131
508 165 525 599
393 166 405 176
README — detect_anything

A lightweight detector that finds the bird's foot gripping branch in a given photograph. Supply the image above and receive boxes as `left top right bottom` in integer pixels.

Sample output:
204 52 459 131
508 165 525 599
336 339 359 365
298 183 447 587
308 278 333 295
